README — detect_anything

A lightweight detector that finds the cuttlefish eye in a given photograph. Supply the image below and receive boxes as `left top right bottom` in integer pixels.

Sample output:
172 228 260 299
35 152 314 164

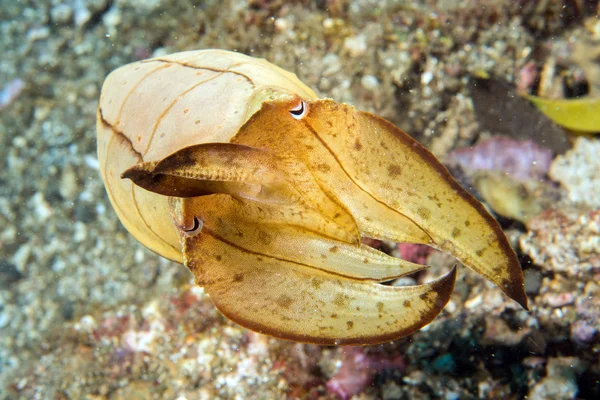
182 216 203 237
289 100 307 119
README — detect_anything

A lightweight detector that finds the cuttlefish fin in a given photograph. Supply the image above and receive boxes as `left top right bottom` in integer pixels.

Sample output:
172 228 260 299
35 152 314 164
182 195 457 345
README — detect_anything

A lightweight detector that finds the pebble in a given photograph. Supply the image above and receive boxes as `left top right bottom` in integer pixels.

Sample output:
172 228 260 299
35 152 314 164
321 54 342 77
570 320 597 344
343 34 367 57
26 27 50 43
51 4 73 25
59 165 78 201
360 74 380 90
12 244 32 274
543 292 574 308
102 5 122 32
421 71 434 85
550 137 600 208
274 18 293 33
529 357 586 400
30 192 53 221
524 269 542 295
73 221 88 243
75 315 97 333
74 0 108 28
0 309 10 328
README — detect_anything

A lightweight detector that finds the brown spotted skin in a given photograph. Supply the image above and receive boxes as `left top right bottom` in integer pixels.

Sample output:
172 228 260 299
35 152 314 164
179 194 457 345
100 49 527 346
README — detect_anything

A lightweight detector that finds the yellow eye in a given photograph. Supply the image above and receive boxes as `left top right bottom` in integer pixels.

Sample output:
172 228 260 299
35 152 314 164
289 100 307 119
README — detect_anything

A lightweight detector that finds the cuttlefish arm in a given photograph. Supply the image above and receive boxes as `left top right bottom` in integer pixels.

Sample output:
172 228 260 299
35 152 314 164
228 98 527 310
124 97 526 345
183 194 457 346
125 141 457 345
124 143 430 282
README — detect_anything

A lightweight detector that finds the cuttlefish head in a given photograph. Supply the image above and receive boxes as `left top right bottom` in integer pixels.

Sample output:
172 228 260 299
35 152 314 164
123 95 527 345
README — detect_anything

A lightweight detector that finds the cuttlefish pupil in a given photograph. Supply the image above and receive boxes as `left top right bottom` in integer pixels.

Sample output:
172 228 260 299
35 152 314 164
289 100 308 119
182 216 203 237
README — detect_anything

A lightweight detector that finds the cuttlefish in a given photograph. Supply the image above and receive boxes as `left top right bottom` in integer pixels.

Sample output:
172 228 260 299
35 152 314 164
97 49 527 345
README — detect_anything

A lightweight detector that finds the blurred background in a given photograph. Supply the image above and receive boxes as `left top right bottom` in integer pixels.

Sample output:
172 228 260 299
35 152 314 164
1 1 599 399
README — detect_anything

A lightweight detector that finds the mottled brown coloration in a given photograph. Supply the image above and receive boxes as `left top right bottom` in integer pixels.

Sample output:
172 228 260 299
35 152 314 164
354 139 363 150
99 49 527 347
418 207 432 220
387 164 402 177
277 295 294 309
334 294 351 307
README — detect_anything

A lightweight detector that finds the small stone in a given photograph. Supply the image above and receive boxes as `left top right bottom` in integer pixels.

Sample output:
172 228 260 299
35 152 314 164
0 79 25 110
73 221 88 242
51 4 73 24
360 74 379 91
102 6 122 31
59 165 78 201
75 202 96 223
75 315 97 333
431 353 456 373
343 34 367 58
61 301 75 321
482 316 530 346
391 277 417 287
74 0 108 28
12 244 31 274
26 27 50 43
274 18 293 33
550 137 600 208
543 292 574 308
322 18 335 30
529 357 586 400
30 192 53 221
570 320 597 344
403 370 425 385
421 71 434 85
321 54 342 77
524 269 542 295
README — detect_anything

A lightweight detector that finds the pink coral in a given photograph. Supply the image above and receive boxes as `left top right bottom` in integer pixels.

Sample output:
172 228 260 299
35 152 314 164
447 137 553 182
326 347 405 399
397 243 434 265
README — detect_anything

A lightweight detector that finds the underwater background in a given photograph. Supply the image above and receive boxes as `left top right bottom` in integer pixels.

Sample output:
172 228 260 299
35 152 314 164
1 0 599 399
